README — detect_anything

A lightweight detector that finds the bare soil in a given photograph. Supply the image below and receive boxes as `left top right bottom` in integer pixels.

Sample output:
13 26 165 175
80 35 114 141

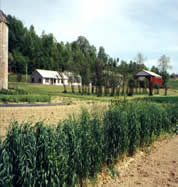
0 101 107 138
98 135 178 187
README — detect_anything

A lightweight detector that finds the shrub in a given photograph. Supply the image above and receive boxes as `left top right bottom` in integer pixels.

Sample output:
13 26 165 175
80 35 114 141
0 89 29 95
0 95 51 103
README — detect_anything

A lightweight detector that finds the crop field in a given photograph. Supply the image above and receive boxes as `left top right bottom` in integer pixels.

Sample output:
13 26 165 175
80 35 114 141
0 100 108 139
0 78 178 186
0 79 178 138
0 101 177 186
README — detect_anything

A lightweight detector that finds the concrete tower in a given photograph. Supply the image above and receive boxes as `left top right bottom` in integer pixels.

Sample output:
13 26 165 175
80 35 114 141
0 10 8 90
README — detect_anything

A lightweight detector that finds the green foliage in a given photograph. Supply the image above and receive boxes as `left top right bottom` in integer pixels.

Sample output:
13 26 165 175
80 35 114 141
167 78 178 89
8 73 30 83
160 71 170 87
0 88 29 95
0 101 177 186
0 95 50 103
103 105 129 163
136 96 178 104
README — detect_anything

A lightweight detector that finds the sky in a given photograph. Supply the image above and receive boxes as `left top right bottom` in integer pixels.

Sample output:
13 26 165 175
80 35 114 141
1 0 178 73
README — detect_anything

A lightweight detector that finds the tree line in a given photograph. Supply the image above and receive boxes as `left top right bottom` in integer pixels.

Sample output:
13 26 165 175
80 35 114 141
8 14 171 96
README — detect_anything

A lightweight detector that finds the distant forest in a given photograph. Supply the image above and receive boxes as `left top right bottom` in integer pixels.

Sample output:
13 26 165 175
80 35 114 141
8 14 148 75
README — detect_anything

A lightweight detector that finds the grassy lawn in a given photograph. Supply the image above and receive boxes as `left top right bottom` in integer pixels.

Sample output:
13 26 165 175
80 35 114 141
167 78 178 89
5 74 178 103
8 73 30 83
7 80 178 103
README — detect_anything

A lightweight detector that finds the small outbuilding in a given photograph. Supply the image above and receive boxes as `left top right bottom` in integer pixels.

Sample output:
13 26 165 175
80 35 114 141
135 69 162 87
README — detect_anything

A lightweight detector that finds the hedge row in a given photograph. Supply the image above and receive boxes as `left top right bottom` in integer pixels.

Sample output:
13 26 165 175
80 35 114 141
0 95 51 103
0 101 177 186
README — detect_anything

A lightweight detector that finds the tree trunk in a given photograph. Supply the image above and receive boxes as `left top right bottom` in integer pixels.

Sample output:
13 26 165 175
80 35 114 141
84 85 87 93
149 79 153 96
97 85 102 96
78 85 81 93
136 85 138 94
104 86 108 96
82 85 85 94
122 82 125 96
63 84 67 93
87 85 90 95
92 84 95 94
71 85 75 93
116 87 120 96
110 86 115 96
165 86 168 96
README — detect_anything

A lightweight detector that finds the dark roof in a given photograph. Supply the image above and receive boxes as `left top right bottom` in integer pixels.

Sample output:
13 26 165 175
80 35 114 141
0 10 8 24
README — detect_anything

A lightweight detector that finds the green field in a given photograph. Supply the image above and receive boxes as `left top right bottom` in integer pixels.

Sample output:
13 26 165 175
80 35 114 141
0 101 177 186
2 74 178 103
0 75 177 186
8 73 30 83
167 78 178 89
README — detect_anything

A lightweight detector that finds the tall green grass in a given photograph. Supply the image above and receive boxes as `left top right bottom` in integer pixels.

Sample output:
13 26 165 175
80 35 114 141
0 101 177 186
135 96 178 103
0 95 51 103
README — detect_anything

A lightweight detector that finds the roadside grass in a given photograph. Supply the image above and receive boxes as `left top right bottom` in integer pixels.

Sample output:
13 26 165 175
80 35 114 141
167 78 178 89
0 95 50 103
135 96 178 103
8 81 178 103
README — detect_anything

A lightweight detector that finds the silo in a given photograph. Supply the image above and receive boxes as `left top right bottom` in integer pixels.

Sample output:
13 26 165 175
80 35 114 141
0 10 8 90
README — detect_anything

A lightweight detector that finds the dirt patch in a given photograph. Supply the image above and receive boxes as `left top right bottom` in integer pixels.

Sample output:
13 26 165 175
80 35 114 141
0 101 108 138
98 135 178 187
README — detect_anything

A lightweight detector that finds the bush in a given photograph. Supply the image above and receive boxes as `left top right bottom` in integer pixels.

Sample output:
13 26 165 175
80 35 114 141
135 96 178 104
0 95 51 103
0 89 29 95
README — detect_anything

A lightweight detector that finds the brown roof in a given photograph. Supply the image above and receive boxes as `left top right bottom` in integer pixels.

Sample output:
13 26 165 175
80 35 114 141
0 10 8 24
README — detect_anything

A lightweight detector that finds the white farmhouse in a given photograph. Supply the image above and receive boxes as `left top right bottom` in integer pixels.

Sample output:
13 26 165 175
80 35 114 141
31 69 68 86
30 69 81 86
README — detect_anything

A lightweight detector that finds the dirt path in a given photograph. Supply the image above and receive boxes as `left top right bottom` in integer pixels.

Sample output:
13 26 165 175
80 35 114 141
100 135 178 187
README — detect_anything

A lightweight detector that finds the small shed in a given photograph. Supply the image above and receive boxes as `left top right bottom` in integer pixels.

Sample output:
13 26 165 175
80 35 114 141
135 70 162 87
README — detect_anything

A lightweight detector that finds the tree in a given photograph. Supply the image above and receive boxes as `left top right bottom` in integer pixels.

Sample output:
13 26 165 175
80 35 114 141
151 66 160 74
158 55 171 72
76 36 90 56
95 59 104 96
135 53 146 71
160 71 169 96
119 61 129 96
158 55 171 96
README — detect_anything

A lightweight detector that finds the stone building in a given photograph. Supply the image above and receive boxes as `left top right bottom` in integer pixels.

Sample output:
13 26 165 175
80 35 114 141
0 10 8 90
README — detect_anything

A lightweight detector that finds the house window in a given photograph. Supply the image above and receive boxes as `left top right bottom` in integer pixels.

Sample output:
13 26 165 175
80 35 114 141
45 78 49 83
58 79 61 83
38 78 42 83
